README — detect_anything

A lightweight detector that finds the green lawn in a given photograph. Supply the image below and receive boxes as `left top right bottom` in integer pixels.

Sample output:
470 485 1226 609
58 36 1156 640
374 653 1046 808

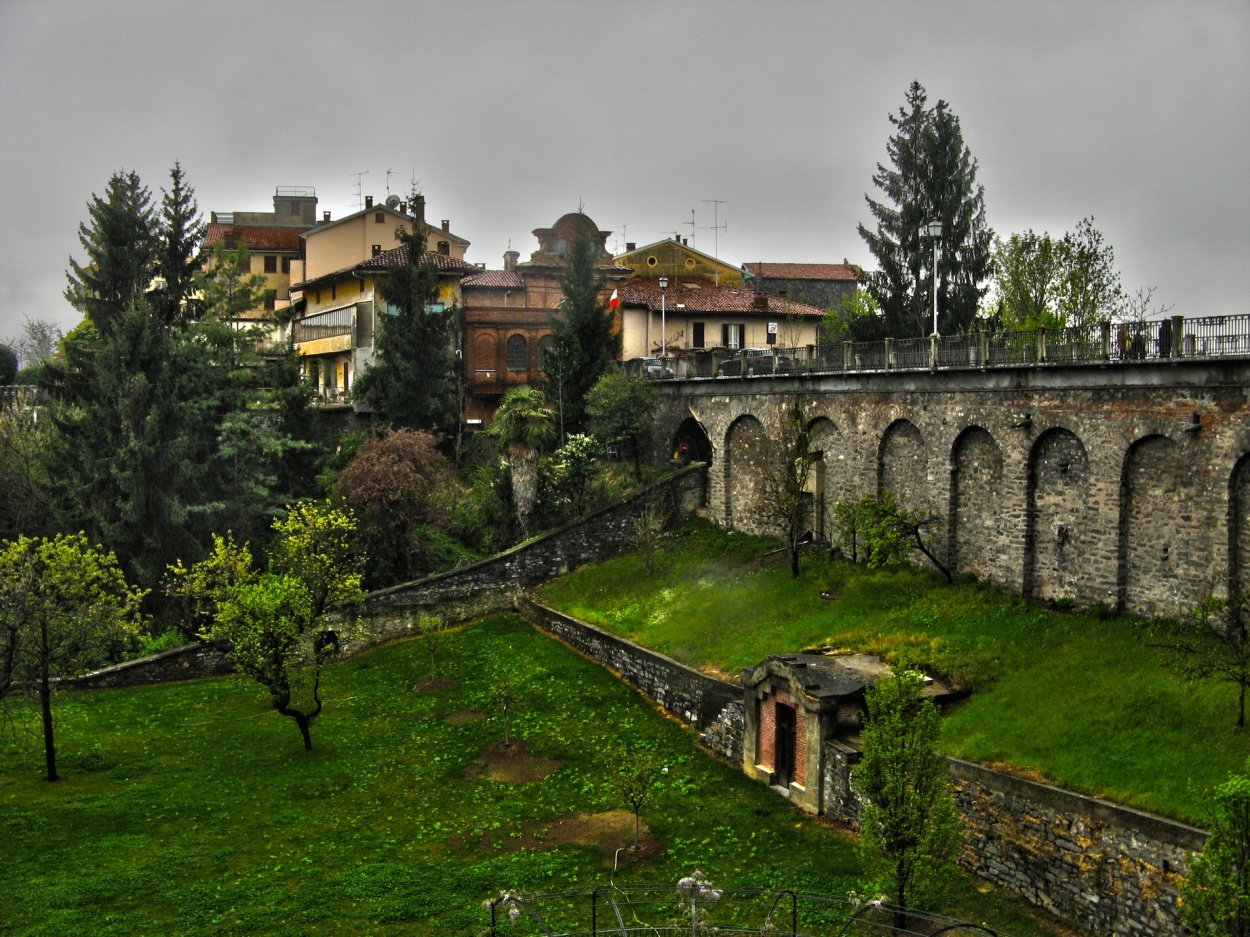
0 615 1050 936
539 521 1250 824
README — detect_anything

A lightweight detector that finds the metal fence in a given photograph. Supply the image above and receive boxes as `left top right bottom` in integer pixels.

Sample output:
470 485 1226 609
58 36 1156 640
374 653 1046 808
644 314 1250 381
484 884 1008 937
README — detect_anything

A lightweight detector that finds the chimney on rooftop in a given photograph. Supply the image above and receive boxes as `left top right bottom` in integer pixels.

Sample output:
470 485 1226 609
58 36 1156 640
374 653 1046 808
399 201 407 215
441 219 450 233
504 250 519 272
626 241 636 252
415 195 426 225
322 210 331 223
682 237 688 246
365 196 373 209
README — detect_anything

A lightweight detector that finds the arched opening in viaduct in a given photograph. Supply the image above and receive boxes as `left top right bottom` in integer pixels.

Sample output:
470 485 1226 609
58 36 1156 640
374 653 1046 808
1230 453 1250 600
672 417 714 506
949 426 1004 581
806 417 845 543
724 414 769 533
1025 428 1089 602
1117 434 1205 616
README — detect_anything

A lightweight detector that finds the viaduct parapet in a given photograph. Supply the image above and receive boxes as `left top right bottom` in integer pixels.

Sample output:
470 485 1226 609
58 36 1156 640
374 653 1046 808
655 359 1250 618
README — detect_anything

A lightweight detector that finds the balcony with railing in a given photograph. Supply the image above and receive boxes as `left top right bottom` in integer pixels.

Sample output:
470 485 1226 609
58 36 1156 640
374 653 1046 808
643 314 1250 381
292 306 353 345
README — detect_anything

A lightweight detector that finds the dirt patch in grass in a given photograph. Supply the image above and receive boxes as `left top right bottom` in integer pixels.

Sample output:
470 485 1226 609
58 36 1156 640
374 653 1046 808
412 676 455 693
983 761 1053 785
466 739 561 783
445 710 486 726
486 808 663 866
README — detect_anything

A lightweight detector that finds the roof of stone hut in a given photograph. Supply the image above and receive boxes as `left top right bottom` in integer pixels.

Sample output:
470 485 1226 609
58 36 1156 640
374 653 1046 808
741 653 890 701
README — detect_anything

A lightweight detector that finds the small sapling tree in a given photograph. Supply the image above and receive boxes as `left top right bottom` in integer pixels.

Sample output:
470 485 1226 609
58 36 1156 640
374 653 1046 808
1181 760 1250 937
758 399 820 577
171 502 364 751
631 501 668 573
493 676 522 745
418 614 450 681
1154 590 1250 728
853 668 962 927
610 748 664 847
0 533 145 781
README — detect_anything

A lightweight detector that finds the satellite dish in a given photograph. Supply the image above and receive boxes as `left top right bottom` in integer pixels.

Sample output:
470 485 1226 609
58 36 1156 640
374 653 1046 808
385 194 401 210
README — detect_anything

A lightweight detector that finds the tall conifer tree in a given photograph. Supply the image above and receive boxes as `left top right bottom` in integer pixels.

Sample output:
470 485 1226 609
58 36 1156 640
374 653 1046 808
543 228 620 434
153 162 206 326
355 213 459 435
859 82 994 337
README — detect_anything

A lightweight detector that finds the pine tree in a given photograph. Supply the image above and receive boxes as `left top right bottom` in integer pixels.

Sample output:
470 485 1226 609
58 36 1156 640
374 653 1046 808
859 81 994 338
153 162 205 326
543 229 620 434
355 215 459 435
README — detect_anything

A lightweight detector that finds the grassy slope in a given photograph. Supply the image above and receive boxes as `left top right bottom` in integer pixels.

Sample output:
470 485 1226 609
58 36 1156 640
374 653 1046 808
0 615 1049 937
539 522 1250 824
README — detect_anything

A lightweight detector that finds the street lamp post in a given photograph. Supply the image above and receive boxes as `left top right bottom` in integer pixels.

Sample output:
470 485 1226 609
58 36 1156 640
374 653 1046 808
659 276 669 366
926 220 942 336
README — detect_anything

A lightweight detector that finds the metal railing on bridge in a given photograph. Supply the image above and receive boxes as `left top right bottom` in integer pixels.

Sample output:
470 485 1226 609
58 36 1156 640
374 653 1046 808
643 314 1250 381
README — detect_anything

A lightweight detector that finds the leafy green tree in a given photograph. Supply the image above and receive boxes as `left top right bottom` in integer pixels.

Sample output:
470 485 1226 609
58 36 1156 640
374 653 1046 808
992 230 1065 330
1182 761 1250 937
859 81 994 337
417 614 451 681
834 492 951 582
0 533 145 781
489 386 555 535
585 370 658 482
1057 216 1125 328
0 345 15 385
543 228 621 433
172 502 365 751
354 207 458 435
822 288 881 344
853 668 962 927
536 433 602 524
0 405 57 541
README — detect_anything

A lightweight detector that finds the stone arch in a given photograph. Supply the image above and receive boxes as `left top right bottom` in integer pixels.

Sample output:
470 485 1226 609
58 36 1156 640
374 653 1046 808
724 414 769 533
1024 427 1089 602
877 418 929 512
1117 434 1206 616
949 426 1004 580
1231 453 1250 599
673 417 714 506
807 417 848 543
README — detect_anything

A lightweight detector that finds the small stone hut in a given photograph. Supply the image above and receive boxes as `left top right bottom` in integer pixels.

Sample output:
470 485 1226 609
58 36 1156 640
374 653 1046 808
740 652 889 815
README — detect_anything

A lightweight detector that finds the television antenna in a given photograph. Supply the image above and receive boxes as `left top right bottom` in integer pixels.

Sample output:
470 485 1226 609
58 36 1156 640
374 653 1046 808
386 169 400 197
682 209 696 248
701 199 728 258
350 170 370 210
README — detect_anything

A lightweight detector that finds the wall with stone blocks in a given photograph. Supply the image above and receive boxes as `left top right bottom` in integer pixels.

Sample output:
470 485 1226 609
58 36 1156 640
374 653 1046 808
657 360 1250 618
64 465 708 689
517 597 744 765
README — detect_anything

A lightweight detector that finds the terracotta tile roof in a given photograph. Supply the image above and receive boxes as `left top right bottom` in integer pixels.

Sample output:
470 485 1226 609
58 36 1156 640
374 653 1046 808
619 277 824 317
462 269 526 288
742 262 861 281
203 223 307 252
292 246 477 289
358 245 478 273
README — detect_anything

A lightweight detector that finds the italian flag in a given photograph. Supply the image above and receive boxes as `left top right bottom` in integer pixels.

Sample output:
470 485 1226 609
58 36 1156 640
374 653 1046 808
607 289 620 310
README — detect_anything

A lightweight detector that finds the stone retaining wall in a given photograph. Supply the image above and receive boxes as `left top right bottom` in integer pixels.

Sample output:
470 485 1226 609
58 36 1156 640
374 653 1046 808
517 597 744 764
63 641 234 690
519 600 1206 937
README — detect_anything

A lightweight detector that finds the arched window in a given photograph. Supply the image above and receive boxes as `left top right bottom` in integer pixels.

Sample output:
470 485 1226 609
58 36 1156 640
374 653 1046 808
538 335 555 368
506 334 528 372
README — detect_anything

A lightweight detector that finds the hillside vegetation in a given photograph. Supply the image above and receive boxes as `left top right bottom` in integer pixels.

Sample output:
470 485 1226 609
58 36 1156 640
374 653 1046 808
0 615 1050 936
540 521 1250 823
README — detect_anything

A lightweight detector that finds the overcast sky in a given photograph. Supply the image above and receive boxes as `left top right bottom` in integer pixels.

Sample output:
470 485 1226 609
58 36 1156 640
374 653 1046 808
1 0 1246 342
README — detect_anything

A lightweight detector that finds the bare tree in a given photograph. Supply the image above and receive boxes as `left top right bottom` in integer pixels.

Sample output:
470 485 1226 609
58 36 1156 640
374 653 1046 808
1154 589 1250 728
418 614 451 680
630 501 668 573
758 399 819 576
610 748 664 847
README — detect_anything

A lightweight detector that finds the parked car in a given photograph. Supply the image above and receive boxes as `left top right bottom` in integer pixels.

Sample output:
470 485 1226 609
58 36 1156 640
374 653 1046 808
716 348 795 376
624 357 675 379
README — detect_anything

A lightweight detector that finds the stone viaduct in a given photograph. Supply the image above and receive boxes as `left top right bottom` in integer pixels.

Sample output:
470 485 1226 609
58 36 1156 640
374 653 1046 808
655 358 1250 618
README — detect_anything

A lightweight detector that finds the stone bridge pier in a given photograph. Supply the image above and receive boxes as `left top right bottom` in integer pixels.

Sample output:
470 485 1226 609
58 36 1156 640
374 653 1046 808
654 359 1250 619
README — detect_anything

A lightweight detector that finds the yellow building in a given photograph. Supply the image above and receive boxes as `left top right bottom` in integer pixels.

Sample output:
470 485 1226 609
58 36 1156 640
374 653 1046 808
287 195 473 404
614 238 823 361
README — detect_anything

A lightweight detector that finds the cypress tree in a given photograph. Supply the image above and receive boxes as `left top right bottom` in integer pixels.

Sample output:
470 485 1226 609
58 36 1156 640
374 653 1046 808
859 81 994 337
543 229 620 434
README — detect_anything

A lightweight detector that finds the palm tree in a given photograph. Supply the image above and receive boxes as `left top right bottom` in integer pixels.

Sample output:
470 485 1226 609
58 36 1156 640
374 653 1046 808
489 386 555 535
